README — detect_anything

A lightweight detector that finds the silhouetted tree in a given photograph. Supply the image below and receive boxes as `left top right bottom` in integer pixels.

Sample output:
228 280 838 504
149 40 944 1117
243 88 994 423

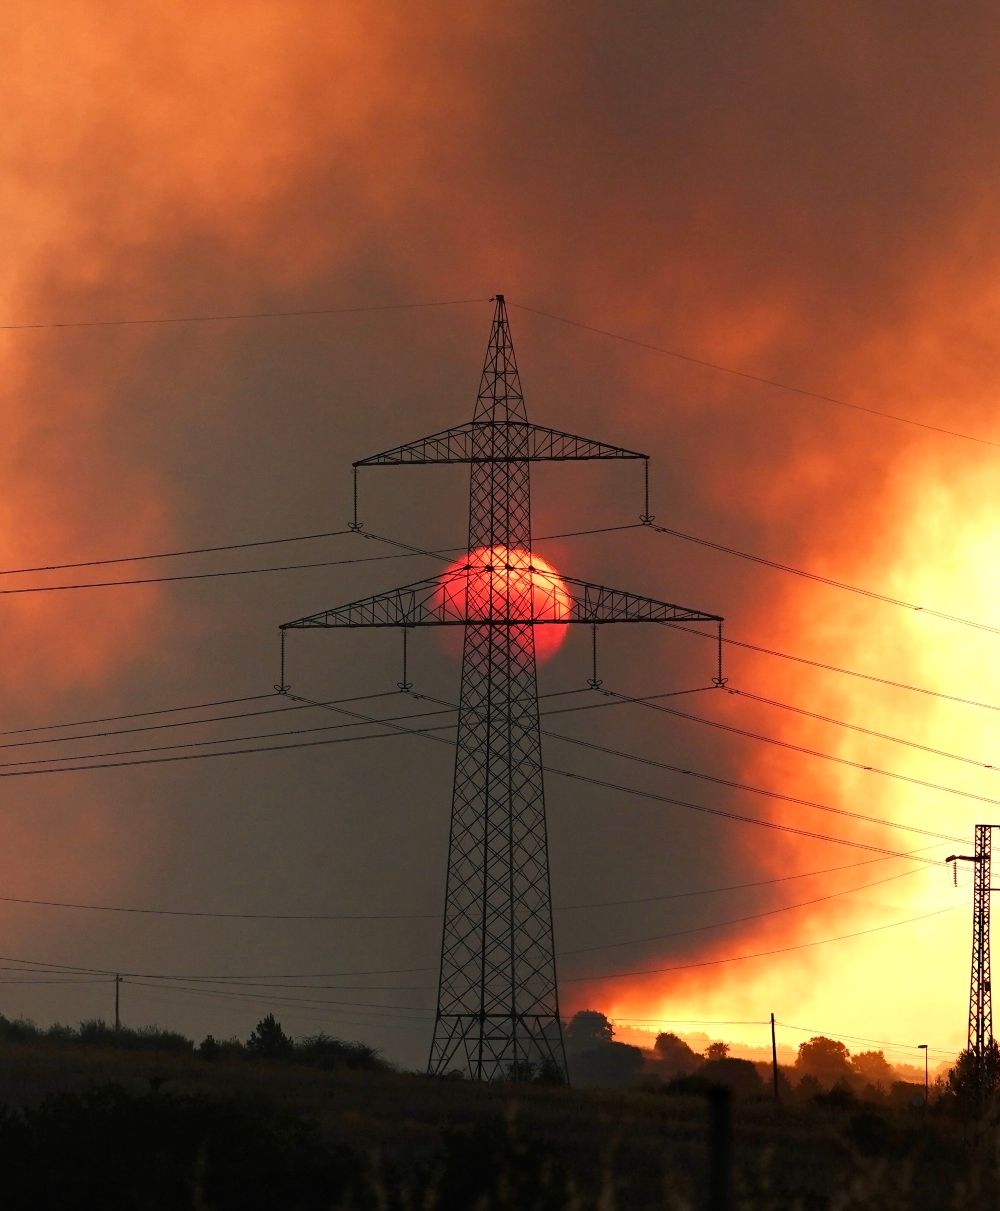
946 1040 1000 1114
564 1010 613 1053
794 1036 852 1089
571 1040 644 1088
851 1049 893 1092
246 1014 293 1059
652 1031 699 1076
198 1035 222 1061
704 1041 730 1061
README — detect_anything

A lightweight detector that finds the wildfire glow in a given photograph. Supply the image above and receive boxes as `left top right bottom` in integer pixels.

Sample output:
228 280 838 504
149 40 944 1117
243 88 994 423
435 546 571 662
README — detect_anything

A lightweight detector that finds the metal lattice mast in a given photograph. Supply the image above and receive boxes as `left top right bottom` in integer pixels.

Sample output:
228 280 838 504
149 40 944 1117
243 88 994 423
431 298 560 1080
279 295 724 1082
949 824 995 1100
970 825 993 1066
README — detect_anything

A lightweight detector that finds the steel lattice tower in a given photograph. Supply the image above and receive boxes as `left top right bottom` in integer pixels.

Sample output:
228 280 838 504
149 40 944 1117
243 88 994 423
949 824 995 1099
969 825 993 1067
280 296 723 1081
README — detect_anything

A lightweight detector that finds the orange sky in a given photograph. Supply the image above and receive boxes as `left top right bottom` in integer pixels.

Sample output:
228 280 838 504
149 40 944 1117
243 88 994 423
2 2 998 1067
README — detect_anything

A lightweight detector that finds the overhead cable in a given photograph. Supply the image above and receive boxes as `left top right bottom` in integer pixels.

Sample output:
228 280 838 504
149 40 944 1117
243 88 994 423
511 301 1000 451
0 297 491 332
0 529 351 577
609 688 1000 809
650 523 998 636
561 905 961 982
559 866 928 955
724 686 994 771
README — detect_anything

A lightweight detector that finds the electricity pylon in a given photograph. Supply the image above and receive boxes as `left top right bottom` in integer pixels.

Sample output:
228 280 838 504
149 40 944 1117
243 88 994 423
280 295 723 1081
949 824 995 1097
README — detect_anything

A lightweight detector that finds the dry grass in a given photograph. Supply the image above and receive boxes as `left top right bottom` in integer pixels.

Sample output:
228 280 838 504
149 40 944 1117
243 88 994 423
0 1038 994 1209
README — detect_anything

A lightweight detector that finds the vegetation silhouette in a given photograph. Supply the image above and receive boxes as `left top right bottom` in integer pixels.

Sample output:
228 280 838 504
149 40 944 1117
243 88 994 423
564 1011 643 1088
946 1039 1000 1114
651 1031 699 1077
0 1083 363 1211
245 1013 294 1059
794 1036 853 1088
429 1117 572 1211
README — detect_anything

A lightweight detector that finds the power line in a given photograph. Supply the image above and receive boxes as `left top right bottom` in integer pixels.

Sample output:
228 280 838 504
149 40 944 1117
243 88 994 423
0 550 440 596
559 847 941 910
0 691 401 752
361 526 1000 714
0 698 459 769
0 847 940 923
0 952 436 980
0 693 277 737
611 1017 769 1027
725 687 995 771
649 523 999 636
511 302 1000 451
675 623 1000 713
119 980 431 1013
0 688 949 864
607 688 1000 810
0 906 960 994
545 716 963 843
293 690 952 861
0 522 638 597
776 1021 954 1057
0 529 351 577
0 688 960 864
562 905 961 983
547 768 945 863
409 688 966 844
559 867 928 956
0 297 491 332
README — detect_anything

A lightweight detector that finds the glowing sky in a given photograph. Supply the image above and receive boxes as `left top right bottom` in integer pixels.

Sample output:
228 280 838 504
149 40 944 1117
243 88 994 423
1 2 998 1068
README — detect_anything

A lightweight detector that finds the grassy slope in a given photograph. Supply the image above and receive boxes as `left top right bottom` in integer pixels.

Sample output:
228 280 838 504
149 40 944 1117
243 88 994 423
0 1040 985 1210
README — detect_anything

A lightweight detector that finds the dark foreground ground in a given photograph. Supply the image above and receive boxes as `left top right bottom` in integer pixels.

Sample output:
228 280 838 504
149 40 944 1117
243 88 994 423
0 1041 994 1210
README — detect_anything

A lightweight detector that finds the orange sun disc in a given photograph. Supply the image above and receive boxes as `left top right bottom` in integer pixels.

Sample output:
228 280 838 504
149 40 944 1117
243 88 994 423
434 546 571 662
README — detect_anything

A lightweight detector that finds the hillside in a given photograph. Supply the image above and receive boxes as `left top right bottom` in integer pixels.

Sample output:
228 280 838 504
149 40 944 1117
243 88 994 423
0 1033 993 1209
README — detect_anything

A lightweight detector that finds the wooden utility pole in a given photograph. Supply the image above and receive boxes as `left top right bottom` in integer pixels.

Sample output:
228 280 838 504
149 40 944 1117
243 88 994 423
770 1013 779 1103
115 974 121 1032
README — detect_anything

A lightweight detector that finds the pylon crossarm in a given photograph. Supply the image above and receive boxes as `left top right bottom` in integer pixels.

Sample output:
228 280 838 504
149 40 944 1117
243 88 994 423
559 574 722 624
281 569 722 629
353 420 647 465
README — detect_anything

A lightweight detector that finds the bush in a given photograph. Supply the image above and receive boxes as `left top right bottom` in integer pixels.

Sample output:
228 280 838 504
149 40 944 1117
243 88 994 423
294 1033 385 1072
0 1083 365 1211
75 1020 193 1053
0 1015 40 1044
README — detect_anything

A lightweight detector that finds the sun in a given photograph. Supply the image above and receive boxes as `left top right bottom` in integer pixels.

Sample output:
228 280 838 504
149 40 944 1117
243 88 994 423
435 546 571 661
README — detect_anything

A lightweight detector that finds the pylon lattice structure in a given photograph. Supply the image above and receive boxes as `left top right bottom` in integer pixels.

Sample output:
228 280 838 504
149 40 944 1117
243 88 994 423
969 825 993 1070
281 296 723 1081
949 823 995 1101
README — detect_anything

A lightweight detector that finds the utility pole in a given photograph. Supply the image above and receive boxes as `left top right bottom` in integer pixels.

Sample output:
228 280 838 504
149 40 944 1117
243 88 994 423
114 973 121 1033
918 1042 928 1117
279 296 724 1082
948 824 995 1104
770 1012 779 1104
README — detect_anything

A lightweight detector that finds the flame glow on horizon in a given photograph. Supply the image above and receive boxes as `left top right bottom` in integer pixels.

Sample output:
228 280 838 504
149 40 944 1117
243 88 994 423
4 2 1000 1055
